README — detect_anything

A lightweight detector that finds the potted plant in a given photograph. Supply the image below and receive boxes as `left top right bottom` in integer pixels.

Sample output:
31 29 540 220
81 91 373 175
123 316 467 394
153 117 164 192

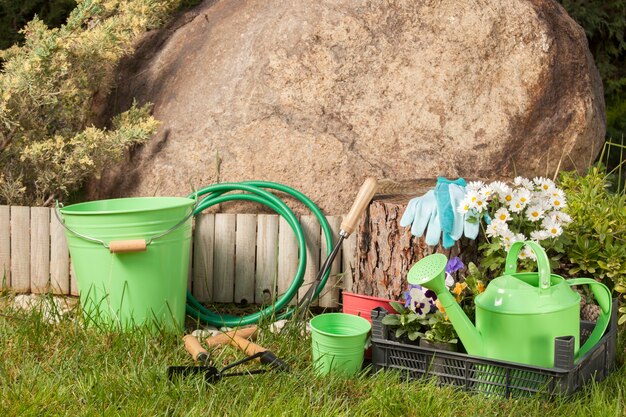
384 257 486 352
420 312 459 352
381 301 429 344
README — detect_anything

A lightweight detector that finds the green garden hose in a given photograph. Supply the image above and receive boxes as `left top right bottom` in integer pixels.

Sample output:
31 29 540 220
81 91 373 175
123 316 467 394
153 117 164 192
185 181 333 327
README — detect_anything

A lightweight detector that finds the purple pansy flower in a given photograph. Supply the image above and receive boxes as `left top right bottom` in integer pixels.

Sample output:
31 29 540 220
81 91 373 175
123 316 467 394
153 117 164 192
404 284 438 317
445 256 465 274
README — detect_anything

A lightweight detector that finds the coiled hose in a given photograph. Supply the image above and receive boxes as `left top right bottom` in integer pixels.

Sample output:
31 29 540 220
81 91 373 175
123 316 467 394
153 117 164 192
185 181 333 327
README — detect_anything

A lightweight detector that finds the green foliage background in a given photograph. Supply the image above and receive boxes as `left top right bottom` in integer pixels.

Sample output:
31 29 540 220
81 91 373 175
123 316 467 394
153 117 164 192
558 1 626 164
0 1 77 50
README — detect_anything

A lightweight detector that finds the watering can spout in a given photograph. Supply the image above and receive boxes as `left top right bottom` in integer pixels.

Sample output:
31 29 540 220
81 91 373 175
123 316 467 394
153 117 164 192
407 254 484 356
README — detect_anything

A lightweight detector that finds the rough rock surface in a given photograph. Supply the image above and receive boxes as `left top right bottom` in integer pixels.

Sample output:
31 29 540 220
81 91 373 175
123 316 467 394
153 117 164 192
92 0 605 214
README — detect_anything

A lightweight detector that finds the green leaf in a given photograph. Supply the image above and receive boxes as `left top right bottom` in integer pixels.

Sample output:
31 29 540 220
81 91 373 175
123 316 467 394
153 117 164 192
389 301 405 314
618 314 626 326
406 313 420 323
408 331 423 341
395 328 407 338
468 262 481 278
382 315 401 326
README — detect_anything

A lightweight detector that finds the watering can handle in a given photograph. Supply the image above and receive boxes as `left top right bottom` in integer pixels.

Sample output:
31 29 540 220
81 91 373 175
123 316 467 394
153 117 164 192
566 278 612 360
505 241 551 289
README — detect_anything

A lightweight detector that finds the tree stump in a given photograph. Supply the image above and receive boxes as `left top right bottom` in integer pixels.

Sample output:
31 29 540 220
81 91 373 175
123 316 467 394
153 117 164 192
350 195 475 301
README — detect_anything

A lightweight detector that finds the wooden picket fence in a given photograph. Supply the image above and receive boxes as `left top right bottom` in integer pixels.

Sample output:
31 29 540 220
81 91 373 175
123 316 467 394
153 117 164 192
0 206 355 309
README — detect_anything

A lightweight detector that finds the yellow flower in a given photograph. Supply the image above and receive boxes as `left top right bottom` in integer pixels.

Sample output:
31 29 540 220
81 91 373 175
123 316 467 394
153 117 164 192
452 282 467 296
435 299 449 321
477 280 485 293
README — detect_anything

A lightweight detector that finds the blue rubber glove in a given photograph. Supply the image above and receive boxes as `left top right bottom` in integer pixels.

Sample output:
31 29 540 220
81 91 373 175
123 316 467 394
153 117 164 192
435 177 467 249
400 190 442 245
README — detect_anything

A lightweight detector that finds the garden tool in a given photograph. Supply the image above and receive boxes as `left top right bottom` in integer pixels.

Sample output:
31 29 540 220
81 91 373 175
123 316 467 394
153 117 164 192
226 334 290 372
204 326 258 348
168 335 288 384
185 178 377 327
205 329 289 372
295 177 378 316
406 241 612 368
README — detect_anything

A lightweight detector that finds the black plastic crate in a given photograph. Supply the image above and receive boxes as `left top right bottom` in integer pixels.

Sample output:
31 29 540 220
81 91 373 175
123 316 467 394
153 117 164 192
370 299 618 398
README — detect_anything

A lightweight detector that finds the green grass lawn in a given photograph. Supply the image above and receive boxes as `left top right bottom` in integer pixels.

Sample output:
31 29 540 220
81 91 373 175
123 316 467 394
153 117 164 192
1 296 626 417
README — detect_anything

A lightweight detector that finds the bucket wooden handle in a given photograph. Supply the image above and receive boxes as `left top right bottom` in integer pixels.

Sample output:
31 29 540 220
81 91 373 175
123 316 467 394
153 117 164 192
109 239 147 253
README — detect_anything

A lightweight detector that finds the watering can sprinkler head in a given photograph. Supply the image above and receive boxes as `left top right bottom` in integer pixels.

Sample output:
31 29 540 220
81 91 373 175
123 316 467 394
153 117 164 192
407 253 485 357
407 253 448 293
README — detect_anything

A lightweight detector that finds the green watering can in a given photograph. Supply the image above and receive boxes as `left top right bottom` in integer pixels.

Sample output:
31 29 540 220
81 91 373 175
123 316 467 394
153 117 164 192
408 241 612 368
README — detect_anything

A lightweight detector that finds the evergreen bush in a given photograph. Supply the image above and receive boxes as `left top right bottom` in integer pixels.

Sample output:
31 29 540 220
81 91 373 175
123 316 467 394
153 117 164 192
0 0 180 205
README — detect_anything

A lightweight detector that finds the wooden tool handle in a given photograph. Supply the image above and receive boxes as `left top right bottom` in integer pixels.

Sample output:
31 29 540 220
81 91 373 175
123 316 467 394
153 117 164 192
340 177 378 235
229 334 290 372
109 239 147 253
183 335 209 362
230 334 267 357
205 326 257 348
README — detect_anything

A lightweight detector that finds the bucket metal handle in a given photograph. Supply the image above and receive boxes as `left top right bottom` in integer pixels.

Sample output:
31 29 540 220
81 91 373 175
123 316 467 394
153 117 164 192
54 197 197 253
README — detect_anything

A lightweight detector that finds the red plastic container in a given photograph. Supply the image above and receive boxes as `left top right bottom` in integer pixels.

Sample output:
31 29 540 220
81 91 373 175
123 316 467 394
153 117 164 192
342 292 396 359
342 291 395 323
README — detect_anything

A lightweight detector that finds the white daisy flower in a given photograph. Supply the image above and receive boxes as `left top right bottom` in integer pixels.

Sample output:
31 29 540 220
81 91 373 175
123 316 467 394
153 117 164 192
542 217 563 238
514 176 534 189
551 188 565 199
486 219 508 238
508 198 524 213
496 184 514 204
518 247 530 260
466 190 479 205
526 204 546 222
519 247 537 261
514 188 532 207
501 237 514 251
550 196 567 210
533 177 556 193
552 211 572 224
457 198 471 214
530 229 550 241
490 181 507 194
494 207 511 222
474 196 487 212
485 223 498 238
479 185 494 200
545 224 563 238
466 181 484 193
515 233 526 242
500 229 515 247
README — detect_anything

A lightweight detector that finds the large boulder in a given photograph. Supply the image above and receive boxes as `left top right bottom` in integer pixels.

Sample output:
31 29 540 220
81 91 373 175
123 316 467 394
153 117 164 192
92 0 605 214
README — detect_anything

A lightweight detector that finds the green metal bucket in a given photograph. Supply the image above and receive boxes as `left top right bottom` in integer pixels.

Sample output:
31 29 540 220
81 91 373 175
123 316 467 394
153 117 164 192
310 313 371 376
59 197 195 331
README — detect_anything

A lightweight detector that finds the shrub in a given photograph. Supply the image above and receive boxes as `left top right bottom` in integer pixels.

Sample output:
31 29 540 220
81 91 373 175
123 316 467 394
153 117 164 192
559 166 626 284
559 164 626 324
0 0 181 205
